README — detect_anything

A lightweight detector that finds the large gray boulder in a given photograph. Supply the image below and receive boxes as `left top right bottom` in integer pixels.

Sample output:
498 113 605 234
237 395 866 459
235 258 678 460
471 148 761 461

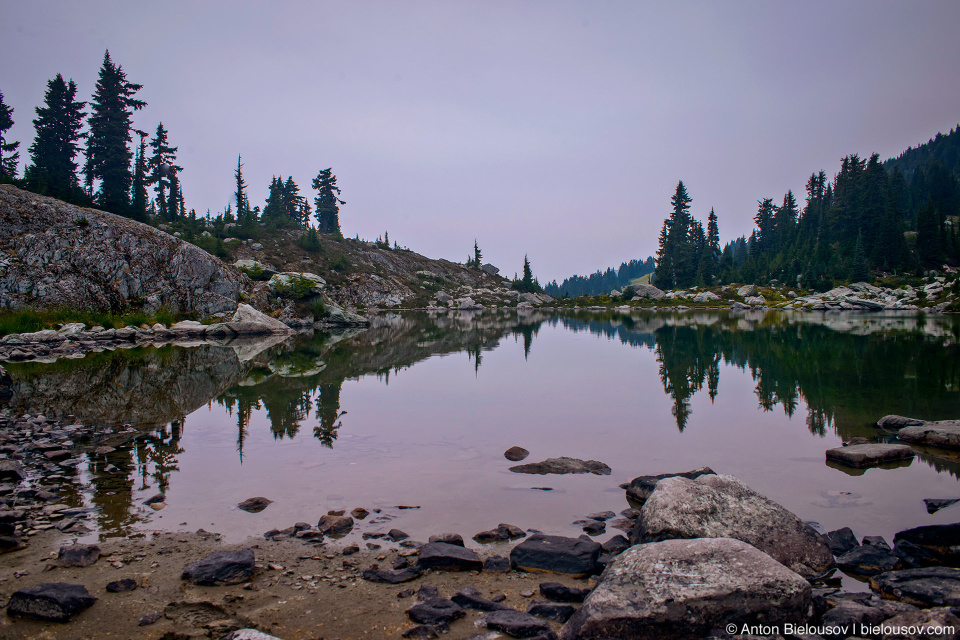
559 537 811 640
228 304 292 335
0 185 245 315
629 284 664 300
633 474 834 578
268 272 325 296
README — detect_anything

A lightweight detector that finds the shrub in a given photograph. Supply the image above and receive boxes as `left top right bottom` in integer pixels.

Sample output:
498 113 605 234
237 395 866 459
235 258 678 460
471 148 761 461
296 229 322 253
273 274 318 300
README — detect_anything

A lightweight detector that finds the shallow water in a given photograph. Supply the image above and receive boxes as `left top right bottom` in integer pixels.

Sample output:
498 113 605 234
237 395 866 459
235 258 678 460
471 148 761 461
6 309 960 568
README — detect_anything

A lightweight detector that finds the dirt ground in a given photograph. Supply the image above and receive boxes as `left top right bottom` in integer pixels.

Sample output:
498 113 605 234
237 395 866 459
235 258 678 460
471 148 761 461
0 528 594 640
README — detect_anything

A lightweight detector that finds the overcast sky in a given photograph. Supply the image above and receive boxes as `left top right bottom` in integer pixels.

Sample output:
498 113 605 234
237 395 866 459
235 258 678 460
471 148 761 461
2 1 959 282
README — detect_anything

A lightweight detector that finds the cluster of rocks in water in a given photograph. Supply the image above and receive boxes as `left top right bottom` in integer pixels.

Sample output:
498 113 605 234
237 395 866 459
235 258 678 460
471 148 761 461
6 437 959 640
0 302 368 364
0 409 127 554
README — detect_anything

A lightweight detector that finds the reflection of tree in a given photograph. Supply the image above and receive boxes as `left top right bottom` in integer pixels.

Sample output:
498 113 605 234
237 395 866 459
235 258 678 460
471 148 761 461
512 321 541 360
314 381 344 448
135 419 184 493
564 310 960 439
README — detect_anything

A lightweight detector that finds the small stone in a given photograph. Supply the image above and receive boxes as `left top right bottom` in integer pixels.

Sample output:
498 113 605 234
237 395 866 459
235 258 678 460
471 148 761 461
407 597 465 625
138 611 163 626
504 446 530 461
237 497 272 513
105 578 138 592
539 581 591 603
351 507 370 519
388 528 410 542
428 533 464 547
58 543 101 567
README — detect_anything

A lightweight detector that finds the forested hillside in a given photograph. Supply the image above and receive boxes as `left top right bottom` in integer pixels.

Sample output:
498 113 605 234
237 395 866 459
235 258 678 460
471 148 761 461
544 257 654 297
654 126 960 292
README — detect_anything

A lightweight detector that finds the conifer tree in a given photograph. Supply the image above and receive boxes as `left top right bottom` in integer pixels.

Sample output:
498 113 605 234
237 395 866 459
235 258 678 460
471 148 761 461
262 175 284 221
312 168 344 236
83 50 146 215
0 91 20 181
235 155 249 217
131 129 149 216
654 181 695 289
147 122 180 219
25 74 86 199
473 240 482 268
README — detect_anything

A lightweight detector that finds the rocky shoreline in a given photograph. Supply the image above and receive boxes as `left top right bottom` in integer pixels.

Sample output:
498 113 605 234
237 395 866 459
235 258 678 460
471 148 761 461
0 407 957 639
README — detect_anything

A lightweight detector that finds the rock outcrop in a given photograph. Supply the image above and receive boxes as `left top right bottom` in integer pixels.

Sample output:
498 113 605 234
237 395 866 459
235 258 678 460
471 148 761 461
0 185 246 315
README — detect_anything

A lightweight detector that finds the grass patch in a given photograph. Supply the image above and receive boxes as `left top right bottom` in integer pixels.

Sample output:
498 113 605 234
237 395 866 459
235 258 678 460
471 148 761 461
0 307 195 337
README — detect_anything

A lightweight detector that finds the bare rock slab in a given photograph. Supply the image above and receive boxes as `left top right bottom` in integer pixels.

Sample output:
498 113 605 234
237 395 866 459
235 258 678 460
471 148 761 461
181 548 255 585
509 457 611 475
870 567 960 607
416 541 482 572
559 538 811 640
876 415 925 428
825 443 915 468
7 582 97 622
510 534 601 577
899 421 960 450
879 607 960 640
634 474 835 578
624 466 715 505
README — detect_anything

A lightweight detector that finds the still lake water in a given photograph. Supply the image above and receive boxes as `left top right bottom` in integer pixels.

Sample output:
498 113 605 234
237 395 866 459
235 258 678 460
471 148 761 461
6 309 960 561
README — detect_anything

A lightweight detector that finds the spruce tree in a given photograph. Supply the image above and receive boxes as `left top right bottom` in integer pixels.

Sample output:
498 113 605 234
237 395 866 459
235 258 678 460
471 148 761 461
234 155 251 220
147 122 180 219
25 74 86 199
0 91 20 181
851 231 869 282
312 168 344 236
654 181 695 288
282 176 304 224
131 129 149 217
83 50 145 215
262 175 284 221
473 239 482 268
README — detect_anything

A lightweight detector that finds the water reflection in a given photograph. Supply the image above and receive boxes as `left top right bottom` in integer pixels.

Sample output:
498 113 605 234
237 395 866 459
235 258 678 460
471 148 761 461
2 308 959 539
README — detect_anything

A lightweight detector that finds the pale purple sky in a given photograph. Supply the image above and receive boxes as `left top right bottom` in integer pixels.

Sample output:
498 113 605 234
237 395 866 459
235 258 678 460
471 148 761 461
2 1 959 282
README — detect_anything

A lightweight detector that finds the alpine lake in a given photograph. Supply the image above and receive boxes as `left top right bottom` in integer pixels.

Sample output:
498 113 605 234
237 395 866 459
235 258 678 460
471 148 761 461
4 308 960 589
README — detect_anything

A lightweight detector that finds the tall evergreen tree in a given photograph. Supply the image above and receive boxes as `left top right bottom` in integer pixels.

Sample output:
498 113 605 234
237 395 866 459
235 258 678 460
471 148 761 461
282 176 305 224
473 239 483 268
262 175 284 221
0 91 20 181
147 122 180 219
131 129 149 216
654 181 695 288
25 74 86 199
83 50 146 215
235 154 249 216
312 168 344 236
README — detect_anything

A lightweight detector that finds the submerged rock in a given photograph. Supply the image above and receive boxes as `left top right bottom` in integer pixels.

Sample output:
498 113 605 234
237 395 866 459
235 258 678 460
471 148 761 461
510 534 601 577
634 474 835 578
7 582 97 622
181 548 255 585
559 537 811 640
509 457 611 475
924 498 960 514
